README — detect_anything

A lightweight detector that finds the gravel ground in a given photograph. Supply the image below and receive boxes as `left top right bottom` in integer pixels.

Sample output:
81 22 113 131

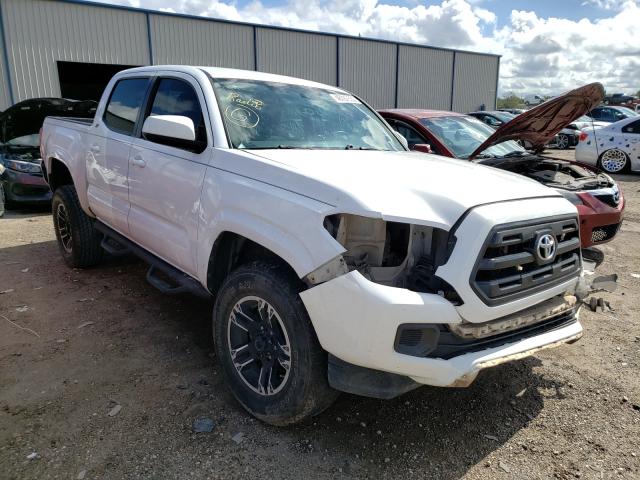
1 149 639 479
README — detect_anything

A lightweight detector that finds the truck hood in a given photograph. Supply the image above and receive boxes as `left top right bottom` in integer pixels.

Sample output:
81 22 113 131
244 149 562 229
470 83 605 159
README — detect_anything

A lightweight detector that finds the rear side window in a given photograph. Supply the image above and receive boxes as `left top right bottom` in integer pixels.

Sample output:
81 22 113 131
104 78 149 135
147 78 207 144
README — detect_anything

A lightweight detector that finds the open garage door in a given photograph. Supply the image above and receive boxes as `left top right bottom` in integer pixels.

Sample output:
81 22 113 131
57 61 139 101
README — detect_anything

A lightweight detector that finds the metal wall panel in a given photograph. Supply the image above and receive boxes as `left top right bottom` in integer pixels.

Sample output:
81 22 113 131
2 0 150 102
338 38 396 109
452 52 499 113
150 15 254 70
256 28 336 85
396 45 453 110
0 15 11 111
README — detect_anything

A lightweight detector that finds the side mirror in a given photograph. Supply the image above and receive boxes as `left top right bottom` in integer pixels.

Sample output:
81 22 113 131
142 115 196 142
393 131 409 150
413 144 432 154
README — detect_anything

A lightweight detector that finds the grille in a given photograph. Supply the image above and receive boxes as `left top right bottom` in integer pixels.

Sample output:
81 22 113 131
591 223 621 243
471 215 581 306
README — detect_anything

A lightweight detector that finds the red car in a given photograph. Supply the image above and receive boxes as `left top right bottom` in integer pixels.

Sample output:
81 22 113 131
379 83 624 250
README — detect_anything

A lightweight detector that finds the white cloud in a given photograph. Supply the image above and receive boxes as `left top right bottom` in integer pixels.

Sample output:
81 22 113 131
92 0 640 97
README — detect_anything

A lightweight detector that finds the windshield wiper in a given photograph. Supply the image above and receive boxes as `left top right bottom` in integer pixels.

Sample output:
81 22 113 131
465 153 496 159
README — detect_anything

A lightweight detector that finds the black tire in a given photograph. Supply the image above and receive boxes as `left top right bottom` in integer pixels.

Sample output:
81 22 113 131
0 182 5 218
213 261 338 426
52 185 103 268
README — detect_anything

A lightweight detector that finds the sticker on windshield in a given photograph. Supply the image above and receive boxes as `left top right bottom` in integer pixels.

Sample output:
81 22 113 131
330 93 359 104
228 93 264 110
224 105 260 129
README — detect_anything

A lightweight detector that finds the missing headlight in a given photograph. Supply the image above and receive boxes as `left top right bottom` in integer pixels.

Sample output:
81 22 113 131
323 214 461 303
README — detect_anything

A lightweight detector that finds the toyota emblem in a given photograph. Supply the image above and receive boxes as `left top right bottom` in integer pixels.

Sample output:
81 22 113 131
535 233 556 262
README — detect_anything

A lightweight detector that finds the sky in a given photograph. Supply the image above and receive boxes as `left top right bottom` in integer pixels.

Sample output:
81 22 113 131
89 0 640 97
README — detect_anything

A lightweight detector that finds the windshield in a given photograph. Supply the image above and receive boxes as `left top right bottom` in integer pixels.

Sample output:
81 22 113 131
210 78 404 151
420 115 525 159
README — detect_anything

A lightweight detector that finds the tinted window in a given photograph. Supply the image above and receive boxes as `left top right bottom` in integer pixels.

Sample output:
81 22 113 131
104 78 148 135
622 119 640 134
393 123 427 148
211 78 403 151
147 78 207 144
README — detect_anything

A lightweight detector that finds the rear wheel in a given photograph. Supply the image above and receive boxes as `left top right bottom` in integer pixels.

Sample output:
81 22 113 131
52 185 103 268
213 261 338 426
556 133 570 149
599 149 628 173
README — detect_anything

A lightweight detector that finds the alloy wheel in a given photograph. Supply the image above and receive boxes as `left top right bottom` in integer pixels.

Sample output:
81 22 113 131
600 149 627 173
227 296 292 396
56 203 73 253
556 134 569 149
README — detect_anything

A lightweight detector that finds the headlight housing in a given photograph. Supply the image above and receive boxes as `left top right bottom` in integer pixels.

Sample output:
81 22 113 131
319 214 461 303
5 159 42 174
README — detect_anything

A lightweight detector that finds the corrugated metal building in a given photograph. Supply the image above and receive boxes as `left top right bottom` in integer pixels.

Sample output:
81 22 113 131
0 0 500 112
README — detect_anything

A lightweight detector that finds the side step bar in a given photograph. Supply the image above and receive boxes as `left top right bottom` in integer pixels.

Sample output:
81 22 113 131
94 221 211 299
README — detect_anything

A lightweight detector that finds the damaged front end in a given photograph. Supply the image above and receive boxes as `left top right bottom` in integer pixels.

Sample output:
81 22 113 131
306 213 462 304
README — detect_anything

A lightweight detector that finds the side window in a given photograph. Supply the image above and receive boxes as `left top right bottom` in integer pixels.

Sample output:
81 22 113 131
394 123 427 149
612 109 626 121
589 108 603 121
484 116 502 127
146 78 207 147
622 119 640 134
104 78 149 135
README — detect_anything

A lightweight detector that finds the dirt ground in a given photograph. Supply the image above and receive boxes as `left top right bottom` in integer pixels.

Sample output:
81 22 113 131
1 149 639 480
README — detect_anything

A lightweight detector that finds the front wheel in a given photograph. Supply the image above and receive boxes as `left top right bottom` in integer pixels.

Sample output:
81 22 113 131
213 261 338 426
52 185 103 268
599 149 628 173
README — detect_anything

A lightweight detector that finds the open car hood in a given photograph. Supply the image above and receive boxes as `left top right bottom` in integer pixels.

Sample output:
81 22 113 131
0 98 97 144
469 83 605 159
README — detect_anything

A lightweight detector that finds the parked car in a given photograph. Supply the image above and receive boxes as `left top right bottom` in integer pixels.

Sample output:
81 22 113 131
42 65 591 425
587 105 639 123
380 83 624 248
576 116 640 173
468 110 579 149
567 115 608 131
498 108 526 115
0 97 96 213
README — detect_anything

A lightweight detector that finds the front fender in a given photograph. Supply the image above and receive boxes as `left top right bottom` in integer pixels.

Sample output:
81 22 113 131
196 167 345 284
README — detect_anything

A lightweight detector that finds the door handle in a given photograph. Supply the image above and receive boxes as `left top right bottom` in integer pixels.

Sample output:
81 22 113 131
131 155 146 168
90 145 100 153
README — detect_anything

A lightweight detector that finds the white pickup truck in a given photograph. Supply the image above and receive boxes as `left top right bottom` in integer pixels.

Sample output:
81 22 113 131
41 66 586 425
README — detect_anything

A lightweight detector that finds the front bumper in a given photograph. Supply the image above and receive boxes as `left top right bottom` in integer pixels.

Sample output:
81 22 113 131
577 191 624 247
2 169 52 204
300 270 582 389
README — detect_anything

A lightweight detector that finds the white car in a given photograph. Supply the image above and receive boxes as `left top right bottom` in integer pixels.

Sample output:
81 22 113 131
41 65 589 425
569 115 608 131
575 116 640 173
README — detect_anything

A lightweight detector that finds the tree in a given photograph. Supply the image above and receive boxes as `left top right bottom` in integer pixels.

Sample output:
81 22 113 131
497 94 525 109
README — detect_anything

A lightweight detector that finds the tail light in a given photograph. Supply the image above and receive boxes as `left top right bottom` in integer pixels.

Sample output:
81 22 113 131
578 131 589 142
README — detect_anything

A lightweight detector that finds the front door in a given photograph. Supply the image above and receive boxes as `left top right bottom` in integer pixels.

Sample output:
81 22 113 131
127 74 211 276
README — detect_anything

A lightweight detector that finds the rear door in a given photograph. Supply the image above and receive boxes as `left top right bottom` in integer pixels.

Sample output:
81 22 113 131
86 77 151 235
127 73 211 275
